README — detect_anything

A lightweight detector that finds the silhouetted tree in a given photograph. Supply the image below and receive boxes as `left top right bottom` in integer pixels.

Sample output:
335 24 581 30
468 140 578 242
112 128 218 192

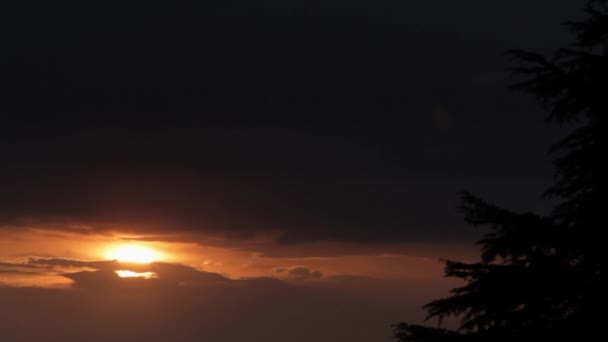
394 1 606 340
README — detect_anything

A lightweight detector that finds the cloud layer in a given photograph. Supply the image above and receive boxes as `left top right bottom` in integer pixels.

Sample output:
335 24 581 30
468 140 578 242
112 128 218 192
0 0 569 247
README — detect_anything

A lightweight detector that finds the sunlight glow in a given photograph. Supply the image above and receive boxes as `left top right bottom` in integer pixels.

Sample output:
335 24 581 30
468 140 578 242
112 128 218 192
115 270 159 279
106 245 160 263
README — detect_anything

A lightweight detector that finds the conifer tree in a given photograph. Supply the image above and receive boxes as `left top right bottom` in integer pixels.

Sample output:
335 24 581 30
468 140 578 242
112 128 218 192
394 1 606 340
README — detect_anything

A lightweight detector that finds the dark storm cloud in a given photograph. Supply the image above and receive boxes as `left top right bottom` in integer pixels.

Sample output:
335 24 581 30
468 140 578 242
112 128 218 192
0 1 575 244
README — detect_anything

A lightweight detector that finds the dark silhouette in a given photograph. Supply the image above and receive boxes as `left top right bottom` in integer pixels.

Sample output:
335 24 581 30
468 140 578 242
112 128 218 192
394 1 605 340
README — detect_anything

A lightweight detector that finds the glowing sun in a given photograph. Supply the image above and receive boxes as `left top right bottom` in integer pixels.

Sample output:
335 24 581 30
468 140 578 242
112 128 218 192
106 245 160 263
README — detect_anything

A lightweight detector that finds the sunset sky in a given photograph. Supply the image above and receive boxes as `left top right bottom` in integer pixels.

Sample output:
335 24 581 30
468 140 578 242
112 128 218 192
1 1 576 341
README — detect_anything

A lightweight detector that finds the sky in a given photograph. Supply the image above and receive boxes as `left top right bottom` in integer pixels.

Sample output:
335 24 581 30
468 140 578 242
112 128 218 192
0 1 580 341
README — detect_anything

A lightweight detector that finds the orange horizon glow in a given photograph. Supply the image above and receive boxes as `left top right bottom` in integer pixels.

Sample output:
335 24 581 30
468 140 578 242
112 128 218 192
105 244 161 263
0 228 473 288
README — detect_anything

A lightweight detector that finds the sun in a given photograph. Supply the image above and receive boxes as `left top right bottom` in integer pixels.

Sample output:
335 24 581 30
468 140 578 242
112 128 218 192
106 244 160 263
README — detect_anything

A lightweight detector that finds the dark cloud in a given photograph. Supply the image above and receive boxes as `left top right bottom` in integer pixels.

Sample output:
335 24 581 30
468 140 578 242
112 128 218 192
0 270 24 274
61 270 130 288
276 266 323 280
0 261 58 281
25 258 233 288
0 0 573 245
0 261 43 269
28 258 119 270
